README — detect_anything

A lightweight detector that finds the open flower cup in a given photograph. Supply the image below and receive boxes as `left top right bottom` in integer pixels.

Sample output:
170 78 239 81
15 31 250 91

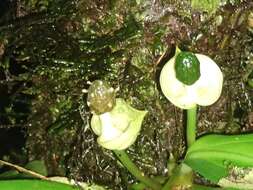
91 98 147 150
87 81 162 189
160 52 223 109
159 50 224 148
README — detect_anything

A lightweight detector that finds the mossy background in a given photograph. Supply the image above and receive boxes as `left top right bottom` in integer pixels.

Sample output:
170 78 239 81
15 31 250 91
0 0 252 189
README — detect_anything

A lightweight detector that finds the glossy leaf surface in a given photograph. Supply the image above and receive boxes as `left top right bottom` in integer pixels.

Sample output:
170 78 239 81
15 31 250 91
184 134 253 183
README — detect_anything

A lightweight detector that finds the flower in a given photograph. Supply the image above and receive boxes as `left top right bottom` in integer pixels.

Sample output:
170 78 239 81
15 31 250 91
160 52 223 109
90 98 147 150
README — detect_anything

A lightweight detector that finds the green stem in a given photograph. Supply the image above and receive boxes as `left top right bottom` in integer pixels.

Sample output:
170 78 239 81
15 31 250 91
161 107 197 189
161 163 193 190
113 150 162 190
186 105 197 147
161 164 182 190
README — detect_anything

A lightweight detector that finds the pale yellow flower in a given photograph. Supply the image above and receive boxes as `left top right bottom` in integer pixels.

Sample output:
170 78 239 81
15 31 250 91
160 53 223 109
91 98 147 150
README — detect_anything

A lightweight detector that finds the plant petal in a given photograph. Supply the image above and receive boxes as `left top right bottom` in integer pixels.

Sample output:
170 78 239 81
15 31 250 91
159 53 223 109
91 98 147 150
193 54 223 106
160 55 196 109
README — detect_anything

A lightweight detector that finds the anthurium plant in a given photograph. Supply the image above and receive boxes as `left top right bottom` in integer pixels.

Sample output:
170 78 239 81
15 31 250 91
0 48 250 190
161 49 253 190
86 48 253 190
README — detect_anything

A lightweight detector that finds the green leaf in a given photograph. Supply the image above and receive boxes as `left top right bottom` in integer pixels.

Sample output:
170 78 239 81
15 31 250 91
49 177 109 190
191 184 239 190
0 179 80 190
24 160 48 177
175 52 201 85
0 170 19 178
184 134 253 184
191 0 220 14
0 178 109 190
0 160 47 179
248 79 253 88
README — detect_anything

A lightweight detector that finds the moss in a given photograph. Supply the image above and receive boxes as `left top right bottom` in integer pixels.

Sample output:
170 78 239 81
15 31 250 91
0 0 252 189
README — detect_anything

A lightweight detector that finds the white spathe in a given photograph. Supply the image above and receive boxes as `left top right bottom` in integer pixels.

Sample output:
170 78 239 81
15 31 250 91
91 98 147 150
160 54 223 109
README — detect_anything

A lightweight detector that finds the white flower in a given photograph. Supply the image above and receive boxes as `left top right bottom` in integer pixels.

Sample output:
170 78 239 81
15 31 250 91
160 53 223 109
91 98 147 150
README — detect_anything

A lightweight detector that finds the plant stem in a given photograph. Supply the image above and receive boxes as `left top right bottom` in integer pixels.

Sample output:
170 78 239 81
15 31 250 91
113 150 162 190
186 105 197 147
160 164 182 190
161 163 192 190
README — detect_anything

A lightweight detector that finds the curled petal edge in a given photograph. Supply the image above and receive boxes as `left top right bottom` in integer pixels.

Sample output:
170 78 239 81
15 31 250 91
91 99 147 150
159 53 223 109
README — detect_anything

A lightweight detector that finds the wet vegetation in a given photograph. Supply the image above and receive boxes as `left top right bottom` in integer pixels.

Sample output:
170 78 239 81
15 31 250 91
0 0 252 189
